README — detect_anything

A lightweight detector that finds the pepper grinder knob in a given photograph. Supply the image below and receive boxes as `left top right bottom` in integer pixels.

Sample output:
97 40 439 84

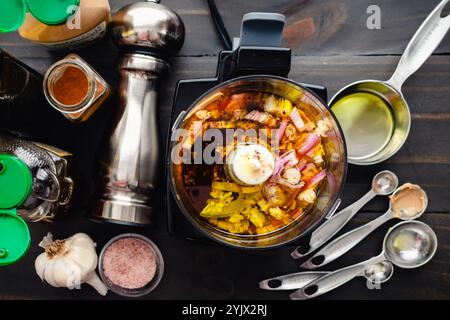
110 0 185 57
92 1 184 226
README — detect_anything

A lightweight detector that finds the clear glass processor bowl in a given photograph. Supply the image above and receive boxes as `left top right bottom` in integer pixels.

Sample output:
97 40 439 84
98 233 165 297
169 75 347 249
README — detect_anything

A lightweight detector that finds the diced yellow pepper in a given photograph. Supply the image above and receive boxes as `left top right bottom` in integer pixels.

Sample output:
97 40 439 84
257 199 270 212
241 185 263 194
229 213 244 223
256 225 276 234
211 109 221 119
212 182 241 193
200 201 232 218
217 220 231 230
249 209 266 228
279 98 293 117
269 207 285 220
243 197 257 206
208 218 218 226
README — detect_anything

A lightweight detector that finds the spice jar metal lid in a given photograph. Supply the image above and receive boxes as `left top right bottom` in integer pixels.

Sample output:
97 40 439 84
0 0 79 32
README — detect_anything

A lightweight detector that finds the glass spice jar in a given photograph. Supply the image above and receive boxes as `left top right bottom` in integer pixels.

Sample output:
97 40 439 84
43 54 110 122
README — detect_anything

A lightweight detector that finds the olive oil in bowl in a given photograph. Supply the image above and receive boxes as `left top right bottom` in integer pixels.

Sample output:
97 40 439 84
331 92 395 161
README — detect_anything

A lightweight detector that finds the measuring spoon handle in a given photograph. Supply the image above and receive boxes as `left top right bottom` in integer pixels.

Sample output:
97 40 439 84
301 211 393 269
291 255 385 300
291 190 376 259
259 271 328 290
387 0 450 90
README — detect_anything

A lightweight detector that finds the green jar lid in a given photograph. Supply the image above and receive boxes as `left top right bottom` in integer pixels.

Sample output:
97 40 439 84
25 0 80 25
0 155 32 266
0 0 27 33
0 154 33 210
0 0 80 32
0 209 31 266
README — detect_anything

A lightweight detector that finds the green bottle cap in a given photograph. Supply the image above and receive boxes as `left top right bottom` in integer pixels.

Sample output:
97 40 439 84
25 0 80 25
0 0 27 33
0 0 80 32
0 209 31 266
0 154 33 210
0 155 32 266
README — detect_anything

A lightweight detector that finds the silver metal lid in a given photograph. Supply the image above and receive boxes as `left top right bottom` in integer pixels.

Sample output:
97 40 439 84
111 0 185 56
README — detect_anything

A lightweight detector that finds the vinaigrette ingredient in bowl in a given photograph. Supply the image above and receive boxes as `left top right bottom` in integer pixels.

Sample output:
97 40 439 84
390 183 427 218
102 237 157 289
99 234 164 297
51 66 89 106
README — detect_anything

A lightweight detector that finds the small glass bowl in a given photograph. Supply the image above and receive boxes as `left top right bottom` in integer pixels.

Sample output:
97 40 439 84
98 233 164 298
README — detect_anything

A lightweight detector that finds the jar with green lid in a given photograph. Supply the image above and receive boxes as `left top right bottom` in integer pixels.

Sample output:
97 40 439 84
0 0 111 50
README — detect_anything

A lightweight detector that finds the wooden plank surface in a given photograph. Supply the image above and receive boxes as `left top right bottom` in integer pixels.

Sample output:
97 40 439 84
1 0 449 56
1 0 450 300
0 212 448 300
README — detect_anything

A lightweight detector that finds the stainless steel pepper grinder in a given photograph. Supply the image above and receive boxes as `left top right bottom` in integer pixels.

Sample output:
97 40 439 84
92 0 185 226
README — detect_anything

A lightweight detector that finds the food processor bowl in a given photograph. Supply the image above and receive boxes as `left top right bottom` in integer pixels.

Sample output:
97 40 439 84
169 75 347 249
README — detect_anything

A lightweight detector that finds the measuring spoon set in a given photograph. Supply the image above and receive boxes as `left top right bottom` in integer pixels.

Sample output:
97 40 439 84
260 171 437 299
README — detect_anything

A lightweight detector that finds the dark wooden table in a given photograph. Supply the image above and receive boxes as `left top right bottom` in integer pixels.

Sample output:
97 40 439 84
1 0 449 300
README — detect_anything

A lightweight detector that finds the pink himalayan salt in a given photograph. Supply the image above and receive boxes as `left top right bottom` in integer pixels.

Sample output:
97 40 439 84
102 237 157 289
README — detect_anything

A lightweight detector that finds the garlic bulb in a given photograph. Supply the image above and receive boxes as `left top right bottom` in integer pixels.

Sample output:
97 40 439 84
35 233 108 296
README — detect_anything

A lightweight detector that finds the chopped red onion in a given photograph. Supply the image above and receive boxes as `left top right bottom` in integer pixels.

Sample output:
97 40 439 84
296 159 308 172
270 150 299 182
290 108 305 130
278 120 288 141
244 110 271 123
306 169 327 188
298 133 320 154
277 178 305 189
280 150 299 167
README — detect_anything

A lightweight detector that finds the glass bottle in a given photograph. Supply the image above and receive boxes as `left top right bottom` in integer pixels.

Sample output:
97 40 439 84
0 49 52 135
43 54 111 122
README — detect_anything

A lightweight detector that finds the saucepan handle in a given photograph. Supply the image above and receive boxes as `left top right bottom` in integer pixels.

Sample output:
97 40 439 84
387 0 450 91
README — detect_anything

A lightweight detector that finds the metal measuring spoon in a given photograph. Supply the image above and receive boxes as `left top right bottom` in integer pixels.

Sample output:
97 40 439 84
259 261 394 291
291 171 398 259
301 183 427 269
292 220 437 299
329 0 450 165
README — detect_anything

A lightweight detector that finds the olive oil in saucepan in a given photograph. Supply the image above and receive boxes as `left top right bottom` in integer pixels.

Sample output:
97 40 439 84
331 92 395 160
